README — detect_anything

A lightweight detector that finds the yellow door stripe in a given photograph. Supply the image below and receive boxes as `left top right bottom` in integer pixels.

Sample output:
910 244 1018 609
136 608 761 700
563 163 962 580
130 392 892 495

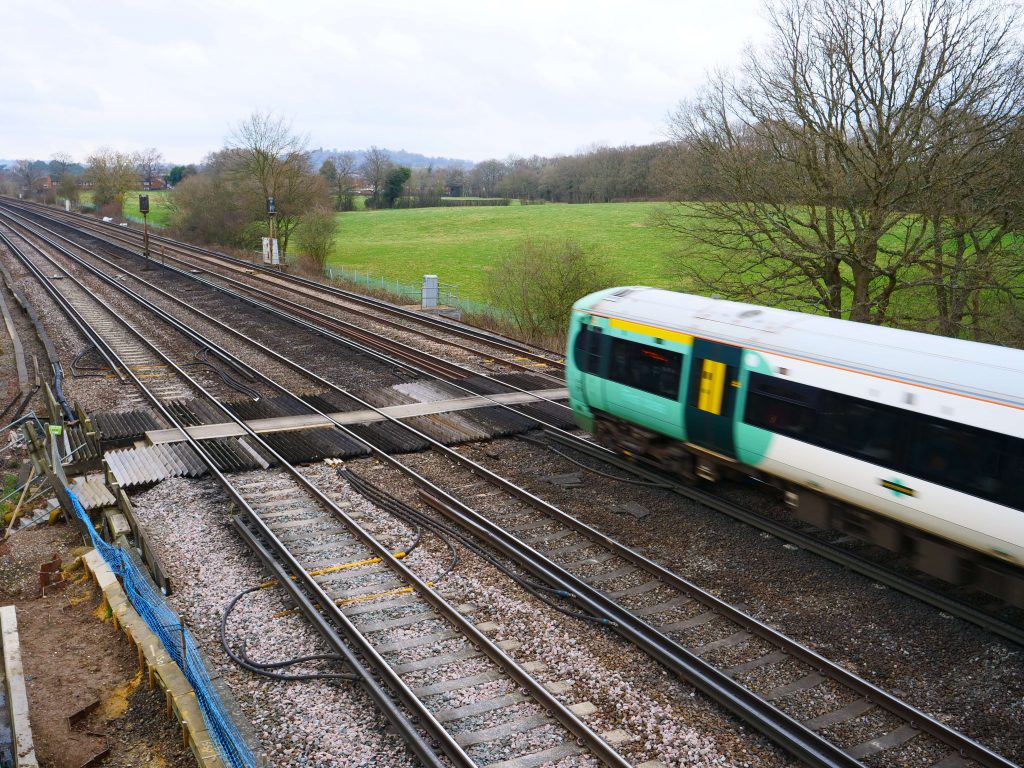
608 317 694 346
697 359 726 415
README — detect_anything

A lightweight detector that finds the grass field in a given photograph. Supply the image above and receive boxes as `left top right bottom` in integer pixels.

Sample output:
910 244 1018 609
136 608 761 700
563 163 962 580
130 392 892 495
121 189 172 227
329 202 690 302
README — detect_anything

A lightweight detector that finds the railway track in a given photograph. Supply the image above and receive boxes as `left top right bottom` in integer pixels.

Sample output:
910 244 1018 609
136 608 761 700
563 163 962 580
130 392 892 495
0 198 566 379
1 212 629 768
1 202 1020 767
76 201 1019 650
367 448 1015 768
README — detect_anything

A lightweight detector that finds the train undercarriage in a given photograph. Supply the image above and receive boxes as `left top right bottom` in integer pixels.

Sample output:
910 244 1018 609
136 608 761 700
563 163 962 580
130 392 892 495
589 410 1024 609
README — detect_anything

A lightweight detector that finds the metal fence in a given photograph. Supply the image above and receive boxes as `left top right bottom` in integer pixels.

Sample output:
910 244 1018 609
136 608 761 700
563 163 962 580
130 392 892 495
325 267 509 321
66 489 257 768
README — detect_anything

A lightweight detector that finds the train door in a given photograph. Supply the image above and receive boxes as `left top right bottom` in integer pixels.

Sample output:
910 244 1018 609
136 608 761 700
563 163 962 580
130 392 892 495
685 338 741 457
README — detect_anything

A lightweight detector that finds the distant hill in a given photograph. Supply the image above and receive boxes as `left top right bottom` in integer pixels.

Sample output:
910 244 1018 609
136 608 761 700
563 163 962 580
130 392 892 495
310 148 473 171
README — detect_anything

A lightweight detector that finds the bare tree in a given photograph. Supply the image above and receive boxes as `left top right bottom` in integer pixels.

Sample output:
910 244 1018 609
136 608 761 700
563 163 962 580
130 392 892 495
49 151 73 180
136 147 164 187
320 152 358 210
168 150 254 245
294 206 338 271
333 152 357 210
51 152 80 204
360 146 392 208
662 0 1024 333
485 238 621 345
471 160 507 198
12 160 44 198
228 111 326 254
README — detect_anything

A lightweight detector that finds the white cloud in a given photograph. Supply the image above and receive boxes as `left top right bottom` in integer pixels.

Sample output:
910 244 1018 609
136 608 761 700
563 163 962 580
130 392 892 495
1 0 769 163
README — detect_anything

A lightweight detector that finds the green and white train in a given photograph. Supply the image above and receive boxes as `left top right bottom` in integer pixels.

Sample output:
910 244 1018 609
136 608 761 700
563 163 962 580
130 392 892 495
566 287 1024 606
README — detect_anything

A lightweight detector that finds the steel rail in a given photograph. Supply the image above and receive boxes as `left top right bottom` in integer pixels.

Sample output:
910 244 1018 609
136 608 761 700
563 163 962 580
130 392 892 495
6 222 486 768
12 201 1021 657
540 430 1024 650
8 201 1016 765
6 213 627 768
0 206 456 382
4 205 851 767
0 229 127 383
416 476 1019 768
0 198 566 372
0 204 578 427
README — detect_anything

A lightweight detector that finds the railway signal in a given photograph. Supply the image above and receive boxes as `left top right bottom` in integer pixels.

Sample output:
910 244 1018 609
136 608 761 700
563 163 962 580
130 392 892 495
139 194 150 270
266 196 280 267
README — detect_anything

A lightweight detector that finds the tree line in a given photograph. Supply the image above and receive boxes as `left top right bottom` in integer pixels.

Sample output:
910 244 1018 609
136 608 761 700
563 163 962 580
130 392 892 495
0 148 200 213
308 143 675 211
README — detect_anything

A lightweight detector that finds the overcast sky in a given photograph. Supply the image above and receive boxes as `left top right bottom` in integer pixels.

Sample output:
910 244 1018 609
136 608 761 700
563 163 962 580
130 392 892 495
3 0 769 165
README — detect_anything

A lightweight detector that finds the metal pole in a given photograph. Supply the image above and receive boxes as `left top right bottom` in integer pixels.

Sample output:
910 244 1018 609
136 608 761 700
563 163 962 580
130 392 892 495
270 213 277 269
142 212 150 270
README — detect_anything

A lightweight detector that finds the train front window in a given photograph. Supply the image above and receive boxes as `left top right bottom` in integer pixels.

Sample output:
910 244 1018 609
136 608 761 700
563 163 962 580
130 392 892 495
572 323 603 375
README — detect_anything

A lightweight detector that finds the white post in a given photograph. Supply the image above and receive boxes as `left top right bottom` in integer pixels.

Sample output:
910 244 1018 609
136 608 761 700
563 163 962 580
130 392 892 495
422 275 439 310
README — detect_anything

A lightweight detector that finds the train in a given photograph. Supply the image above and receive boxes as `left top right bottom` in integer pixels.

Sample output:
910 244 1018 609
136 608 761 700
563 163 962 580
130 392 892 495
565 287 1024 607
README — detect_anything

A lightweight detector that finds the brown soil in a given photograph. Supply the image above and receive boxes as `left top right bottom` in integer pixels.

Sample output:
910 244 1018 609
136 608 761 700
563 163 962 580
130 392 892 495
1 521 194 768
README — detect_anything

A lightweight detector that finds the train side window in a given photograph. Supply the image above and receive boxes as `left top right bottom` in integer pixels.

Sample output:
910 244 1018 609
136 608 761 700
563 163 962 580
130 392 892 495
743 373 816 437
911 417 1003 501
572 324 603 375
1000 437 1024 511
744 374 1020 509
840 400 902 465
607 336 682 399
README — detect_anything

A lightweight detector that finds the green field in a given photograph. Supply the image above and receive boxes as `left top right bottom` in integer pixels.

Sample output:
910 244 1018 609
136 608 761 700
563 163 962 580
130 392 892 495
329 202 690 302
121 189 172 227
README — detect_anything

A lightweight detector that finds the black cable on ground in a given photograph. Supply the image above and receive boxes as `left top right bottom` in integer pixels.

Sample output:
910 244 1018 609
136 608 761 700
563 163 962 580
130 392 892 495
342 469 614 626
0 392 22 422
221 585 355 682
515 433 673 489
184 347 262 400
71 345 115 378
343 473 459 585
9 386 39 423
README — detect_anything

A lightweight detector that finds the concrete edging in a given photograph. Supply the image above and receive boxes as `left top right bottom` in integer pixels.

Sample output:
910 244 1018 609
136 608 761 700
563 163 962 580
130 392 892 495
0 605 38 768
81 549 225 768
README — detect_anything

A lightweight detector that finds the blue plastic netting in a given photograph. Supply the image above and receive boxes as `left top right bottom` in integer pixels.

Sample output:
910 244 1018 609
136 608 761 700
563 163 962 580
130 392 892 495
67 489 256 768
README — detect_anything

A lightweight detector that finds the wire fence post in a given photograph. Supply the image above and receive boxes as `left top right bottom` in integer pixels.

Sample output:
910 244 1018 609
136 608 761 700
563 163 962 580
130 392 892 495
180 621 187 675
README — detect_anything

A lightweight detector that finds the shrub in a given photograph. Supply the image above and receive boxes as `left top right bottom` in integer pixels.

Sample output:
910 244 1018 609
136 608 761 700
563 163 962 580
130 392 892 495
484 238 620 347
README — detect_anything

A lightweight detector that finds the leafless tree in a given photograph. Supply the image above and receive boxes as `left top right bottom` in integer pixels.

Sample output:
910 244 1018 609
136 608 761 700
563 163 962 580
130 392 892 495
320 152 358 210
51 151 80 203
294 206 338 270
135 147 164 187
49 151 73 179
470 160 506 197
360 146 393 207
661 0 1024 335
485 238 621 346
227 111 326 254
12 160 44 197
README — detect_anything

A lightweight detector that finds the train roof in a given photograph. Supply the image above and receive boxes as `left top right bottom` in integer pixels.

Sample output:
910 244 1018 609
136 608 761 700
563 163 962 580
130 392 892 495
576 287 1024 409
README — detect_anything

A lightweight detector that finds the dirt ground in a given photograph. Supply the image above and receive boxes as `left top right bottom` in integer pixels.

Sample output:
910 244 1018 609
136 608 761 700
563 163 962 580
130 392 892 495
0 518 194 768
